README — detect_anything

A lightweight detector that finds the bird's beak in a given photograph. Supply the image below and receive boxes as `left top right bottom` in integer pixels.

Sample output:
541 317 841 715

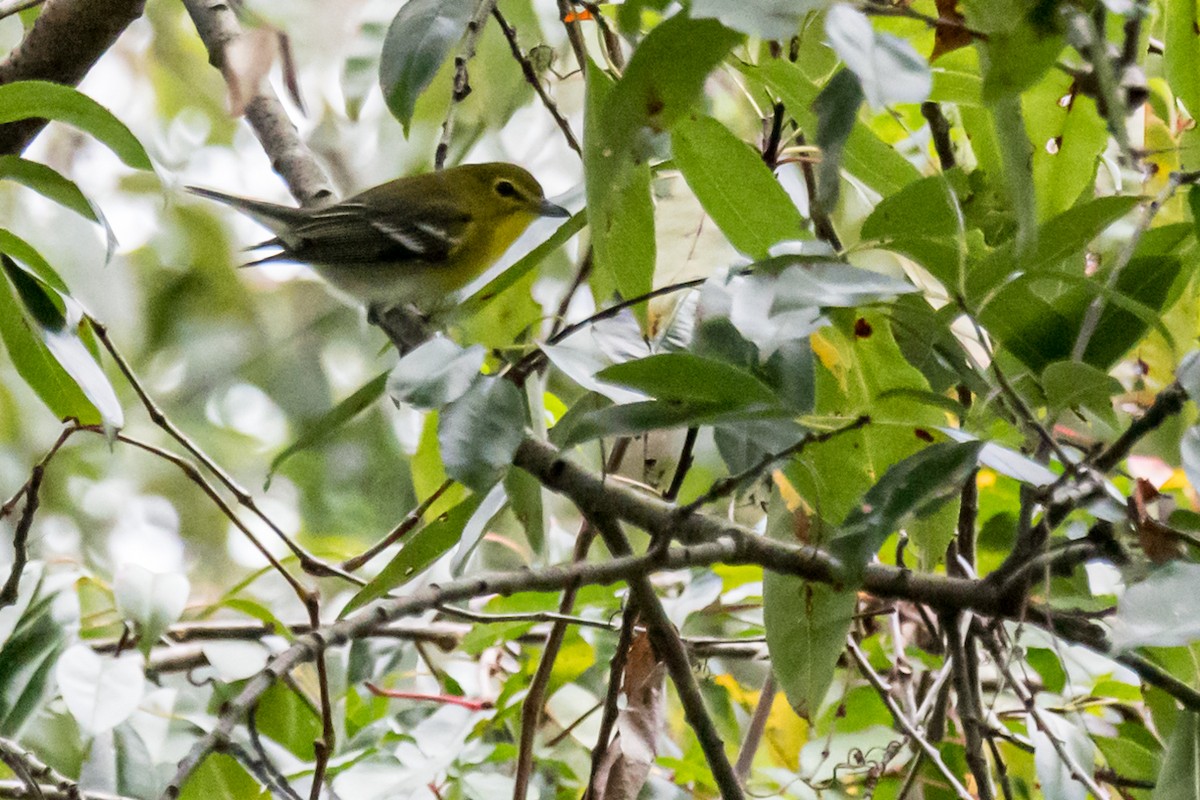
539 199 571 218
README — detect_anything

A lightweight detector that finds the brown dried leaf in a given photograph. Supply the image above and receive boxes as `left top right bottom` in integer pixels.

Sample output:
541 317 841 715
1130 478 1184 564
591 631 665 800
221 27 279 117
930 0 971 61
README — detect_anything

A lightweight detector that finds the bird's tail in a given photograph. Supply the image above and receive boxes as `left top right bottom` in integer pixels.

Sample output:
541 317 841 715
186 186 308 247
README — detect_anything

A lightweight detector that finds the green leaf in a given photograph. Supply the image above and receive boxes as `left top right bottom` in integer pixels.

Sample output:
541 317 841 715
388 338 485 410
114 566 189 658
0 565 67 736
584 63 656 318
861 171 967 243
603 15 742 146
939 429 1057 487
978 28 1064 102
0 156 99 224
968 195 1140 303
254 683 323 760
824 5 931 108
750 60 921 198
930 65 983 106
832 441 984 575
783 313 947 531
1165 0 1200 116
0 156 119 264
1111 563 1200 651
597 352 781 407
1153 711 1200 800
0 82 152 170
0 228 70 293
812 69 863 211
55 645 144 735
1041 361 1120 423
559 398 786 447
1180 351 1200 401
504 463 545 557
1033 712 1096 800
0 257 116 427
671 114 807 258
763 491 856 721
343 493 485 615
267 371 389 484
691 0 829 38
378 0 476 132
449 481 510 573
982 252 1185 371
438 375 525 491
1024 71 1108 221
178 753 268 800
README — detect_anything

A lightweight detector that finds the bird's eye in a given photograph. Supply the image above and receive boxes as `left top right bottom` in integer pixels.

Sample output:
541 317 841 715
494 180 518 198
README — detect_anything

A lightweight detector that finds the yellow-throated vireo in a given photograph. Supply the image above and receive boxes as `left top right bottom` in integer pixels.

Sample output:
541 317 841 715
188 162 569 312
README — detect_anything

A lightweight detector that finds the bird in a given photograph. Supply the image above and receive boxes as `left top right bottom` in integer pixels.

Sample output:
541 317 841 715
187 162 570 315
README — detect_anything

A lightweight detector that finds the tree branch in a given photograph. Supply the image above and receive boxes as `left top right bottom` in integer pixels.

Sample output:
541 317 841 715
181 0 334 207
0 0 146 155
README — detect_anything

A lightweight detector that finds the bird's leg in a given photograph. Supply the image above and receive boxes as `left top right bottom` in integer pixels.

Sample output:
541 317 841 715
369 303 434 355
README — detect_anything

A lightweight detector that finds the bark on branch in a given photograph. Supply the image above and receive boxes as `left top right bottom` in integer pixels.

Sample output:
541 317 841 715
0 0 147 155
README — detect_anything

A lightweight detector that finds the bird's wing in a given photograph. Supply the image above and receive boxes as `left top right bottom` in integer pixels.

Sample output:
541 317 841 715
285 201 471 265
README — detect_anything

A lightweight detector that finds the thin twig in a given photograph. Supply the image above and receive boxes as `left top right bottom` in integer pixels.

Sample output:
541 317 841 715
365 683 493 711
434 0 498 170
491 6 581 156
0 0 42 21
921 102 956 170
554 0 588 73
89 319 360 585
1 425 77 608
1071 172 1200 360
981 632 1109 799
573 1 624 70
845 638 973 800
509 274 713 382
306 596 335 800
585 595 639 798
548 248 594 339
247 704 304 800
1093 381 1188 472
663 427 699 503
734 673 776 783
75 426 312 603
341 479 454 571
943 612 994 800
859 1 986 39
585 511 745 800
796 132 842 249
512 440 629 800
0 737 53 800
678 415 870 516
